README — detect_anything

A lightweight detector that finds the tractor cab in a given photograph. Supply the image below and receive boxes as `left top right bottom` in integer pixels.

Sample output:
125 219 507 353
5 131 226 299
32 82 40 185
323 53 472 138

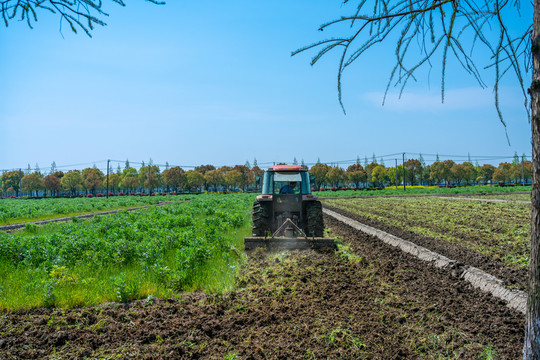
261 165 312 196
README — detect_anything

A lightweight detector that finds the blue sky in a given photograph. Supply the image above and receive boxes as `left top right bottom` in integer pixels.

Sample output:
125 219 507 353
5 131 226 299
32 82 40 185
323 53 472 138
0 1 533 172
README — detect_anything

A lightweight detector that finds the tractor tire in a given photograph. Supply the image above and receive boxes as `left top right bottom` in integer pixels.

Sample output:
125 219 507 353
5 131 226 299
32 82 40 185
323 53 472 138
305 200 324 237
252 201 270 237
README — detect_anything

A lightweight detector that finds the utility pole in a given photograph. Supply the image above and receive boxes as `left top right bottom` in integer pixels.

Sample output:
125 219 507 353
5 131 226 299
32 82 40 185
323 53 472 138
395 159 398 189
402 153 406 191
106 159 110 199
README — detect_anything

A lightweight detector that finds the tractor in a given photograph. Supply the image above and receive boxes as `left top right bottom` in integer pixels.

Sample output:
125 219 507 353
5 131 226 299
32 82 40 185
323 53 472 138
244 165 335 250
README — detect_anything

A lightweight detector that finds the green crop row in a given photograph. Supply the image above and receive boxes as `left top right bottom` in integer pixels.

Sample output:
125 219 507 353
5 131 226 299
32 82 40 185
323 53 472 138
0 195 198 225
325 196 530 268
0 194 254 310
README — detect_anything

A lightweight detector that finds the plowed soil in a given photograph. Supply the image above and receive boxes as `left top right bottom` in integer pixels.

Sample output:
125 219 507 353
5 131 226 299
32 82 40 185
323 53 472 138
323 203 528 291
0 213 524 359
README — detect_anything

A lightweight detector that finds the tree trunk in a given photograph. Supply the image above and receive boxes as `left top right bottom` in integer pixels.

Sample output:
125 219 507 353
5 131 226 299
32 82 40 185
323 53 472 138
524 1 540 358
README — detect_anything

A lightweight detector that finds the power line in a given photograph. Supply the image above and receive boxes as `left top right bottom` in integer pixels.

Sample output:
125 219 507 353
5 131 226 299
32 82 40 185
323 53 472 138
0 151 532 174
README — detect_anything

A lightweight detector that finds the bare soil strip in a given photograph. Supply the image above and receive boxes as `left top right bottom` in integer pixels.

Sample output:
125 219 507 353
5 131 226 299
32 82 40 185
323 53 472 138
436 196 530 203
324 208 527 314
0 202 176 231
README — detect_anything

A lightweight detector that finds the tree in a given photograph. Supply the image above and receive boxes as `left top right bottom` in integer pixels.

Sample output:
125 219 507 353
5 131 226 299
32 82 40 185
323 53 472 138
250 166 264 190
121 177 138 193
121 167 138 192
346 163 367 188
204 169 224 192
233 165 251 190
493 162 512 185
163 166 186 193
478 164 496 185
404 159 422 186
61 170 82 195
371 165 387 187
387 165 406 186
348 170 367 188
21 173 43 196
107 173 121 193
1 170 23 196
429 161 446 185
450 163 466 185
325 166 345 188
43 174 61 196
186 170 204 192
310 163 330 189
364 162 379 185
1 0 165 37
194 164 216 175
525 161 534 184
461 162 477 185
82 167 104 194
224 170 242 191
138 165 160 193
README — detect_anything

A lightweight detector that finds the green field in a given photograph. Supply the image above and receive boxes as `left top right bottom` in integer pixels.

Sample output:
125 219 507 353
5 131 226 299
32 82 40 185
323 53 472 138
313 185 530 198
0 194 254 310
0 195 195 225
324 196 530 267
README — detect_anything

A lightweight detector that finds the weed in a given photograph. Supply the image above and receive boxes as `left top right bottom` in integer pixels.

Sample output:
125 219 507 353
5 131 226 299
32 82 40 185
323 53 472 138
24 223 39 233
144 294 155 306
112 274 139 303
479 345 498 360
325 328 366 350
43 280 56 307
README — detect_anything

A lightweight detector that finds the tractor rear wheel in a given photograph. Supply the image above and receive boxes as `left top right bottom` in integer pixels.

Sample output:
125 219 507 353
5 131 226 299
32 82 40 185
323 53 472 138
252 201 270 237
305 200 324 237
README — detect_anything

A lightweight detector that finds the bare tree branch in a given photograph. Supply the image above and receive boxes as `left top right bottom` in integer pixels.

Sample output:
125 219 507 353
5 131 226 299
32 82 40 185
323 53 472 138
1 0 164 37
293 0 531 125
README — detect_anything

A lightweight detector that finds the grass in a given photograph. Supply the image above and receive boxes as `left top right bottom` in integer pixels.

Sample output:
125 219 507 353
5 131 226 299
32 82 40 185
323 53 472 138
325 196 530 267
0 194 254 310
0 195 194 226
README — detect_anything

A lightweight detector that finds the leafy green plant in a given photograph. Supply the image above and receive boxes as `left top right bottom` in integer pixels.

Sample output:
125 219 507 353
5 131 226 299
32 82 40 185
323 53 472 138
0 194 253 310
112 273 139 303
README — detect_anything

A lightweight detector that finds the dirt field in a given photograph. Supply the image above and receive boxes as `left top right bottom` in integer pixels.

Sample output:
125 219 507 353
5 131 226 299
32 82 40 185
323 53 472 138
0 211 525 359
323 203 528 291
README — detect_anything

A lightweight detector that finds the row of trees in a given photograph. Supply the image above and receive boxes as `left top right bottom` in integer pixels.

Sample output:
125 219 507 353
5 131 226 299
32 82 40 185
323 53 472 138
0 162 266 197
1 157 532 197
311 158 532 189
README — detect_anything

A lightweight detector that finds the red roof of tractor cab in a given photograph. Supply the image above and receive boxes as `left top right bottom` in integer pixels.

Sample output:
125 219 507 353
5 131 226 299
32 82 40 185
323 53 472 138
269 165 303 172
